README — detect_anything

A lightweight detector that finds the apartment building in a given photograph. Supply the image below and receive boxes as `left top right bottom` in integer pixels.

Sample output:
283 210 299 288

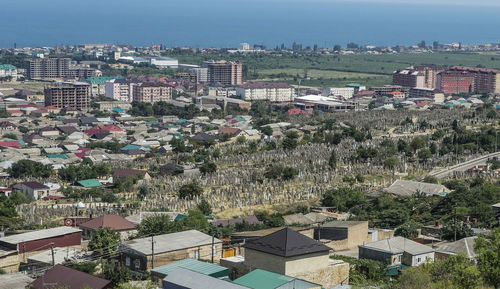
436 71 475 94
0 64 17 79
236 82 294 102
393 66 445 89
26 57 70 79
203 60 242 86
322 87 355 99
68 67 101 80
449 66 500 93
105 79 138 102
44 82 90 110
133 82 173 103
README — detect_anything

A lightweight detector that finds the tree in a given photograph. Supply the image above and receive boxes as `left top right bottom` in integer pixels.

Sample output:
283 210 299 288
103 262 132 284
281 167 298 180
397 266 434 289
8 159 54 179
178 182 203 199
329 150 337 169
197 199 212 216
333 44 342 52
260 126 273 137
384 156 398 169
200 161 217 175
475 228 500 288
395 220 420 238
89 227 120 257
418 149 432 162
236 135 246 144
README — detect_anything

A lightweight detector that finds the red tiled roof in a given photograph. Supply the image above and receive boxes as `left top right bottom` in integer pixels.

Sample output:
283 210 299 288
79 214 136 231
113 168 148 180
0 141 22 148
219 127 242 136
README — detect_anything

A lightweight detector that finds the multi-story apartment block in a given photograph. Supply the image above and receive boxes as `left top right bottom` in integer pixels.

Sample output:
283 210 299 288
133 82 173 103
44 82 90 110
68 67 102 80
87 76 124 97
192 67 208 83
105 79 138 102
322 87 355 99
436 71 475 94
449 66 500 93
0 64 17 79
235 82 294 102
203 60 242 86
26 57 70 79
372 85 410 97
393 66 445 89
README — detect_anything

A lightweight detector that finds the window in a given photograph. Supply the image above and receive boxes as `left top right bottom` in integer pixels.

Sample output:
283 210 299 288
212 246 217 256
194 250 200 259
125 257 130 267
417 257 421 263
134 259 140 269
397 255 401 263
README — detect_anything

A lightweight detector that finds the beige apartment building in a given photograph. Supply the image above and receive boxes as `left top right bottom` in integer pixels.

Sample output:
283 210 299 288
133 82 173 103
203 60 243 86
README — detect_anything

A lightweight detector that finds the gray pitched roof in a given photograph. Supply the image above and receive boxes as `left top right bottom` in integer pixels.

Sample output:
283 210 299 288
122 230 221 256
434 237 477 258
359 236 434 255
243 227 330 257
384 179 450 197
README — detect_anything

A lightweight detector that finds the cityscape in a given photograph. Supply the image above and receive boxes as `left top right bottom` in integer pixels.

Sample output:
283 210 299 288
0 2 499 289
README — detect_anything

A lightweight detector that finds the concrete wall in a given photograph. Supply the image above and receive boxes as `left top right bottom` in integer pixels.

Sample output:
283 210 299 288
292 260 349 289
244 249 287 274
359 246 399 265
284 251 330 276
404 252 434 266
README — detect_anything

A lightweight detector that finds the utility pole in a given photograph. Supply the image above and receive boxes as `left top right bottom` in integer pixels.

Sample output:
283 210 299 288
454 207 457 242
211 226 215 264
50 243 55 267
151 236 155 269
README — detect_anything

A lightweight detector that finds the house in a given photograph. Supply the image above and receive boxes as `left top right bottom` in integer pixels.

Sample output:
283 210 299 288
233 269 321 289
151 258 229 281
27 247 85 271
38 126 60 137
0 227 82 273
76 179 102 188
189 132 216 144
384 179 450 197
120 230 222 271
57 126 79 134
79 214 137 240
162 267 248 289
315 221 369 251
226 227 349 288
358 236 434 266
113 168 151 182
0 121 17 132
433 237 477 261
12 181 50 200
30 265 112 289
219 127 243 138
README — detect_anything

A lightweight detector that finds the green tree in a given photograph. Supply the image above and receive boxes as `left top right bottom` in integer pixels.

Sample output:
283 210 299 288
418 149 432 162
384 156 398 169
178 182 203 199
200 161 217 175
395 220 420 238
475 228 500 288
103 262 132 284
197 199 213 216
260 126 273 137
236 135 246 144
397 266 434 289
8 160 54 179
88 227 120 257
329 150 337 169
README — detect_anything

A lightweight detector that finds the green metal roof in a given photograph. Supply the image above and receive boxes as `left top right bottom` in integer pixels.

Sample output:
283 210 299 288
152 258 228 278
46 153 69 159
77 179 102 188
387 264 411 276
346 83 362 87
121 144 141 151
0 64 16 70
232 269 294 289
86 76 124 84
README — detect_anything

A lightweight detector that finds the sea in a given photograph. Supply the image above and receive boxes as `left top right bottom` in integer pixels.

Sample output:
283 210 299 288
1 0 500 49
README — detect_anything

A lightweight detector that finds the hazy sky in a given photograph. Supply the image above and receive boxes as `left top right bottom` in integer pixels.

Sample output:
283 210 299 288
276 0 500 6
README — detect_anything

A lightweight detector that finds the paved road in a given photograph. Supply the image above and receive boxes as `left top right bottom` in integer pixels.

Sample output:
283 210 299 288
429 152 500 178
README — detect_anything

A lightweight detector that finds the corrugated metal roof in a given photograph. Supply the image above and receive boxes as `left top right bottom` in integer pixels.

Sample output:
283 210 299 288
162 267 249 289
152 258 228 278
0 227 81 245
122 230 221 256
77 179 102 188
233 269 293 289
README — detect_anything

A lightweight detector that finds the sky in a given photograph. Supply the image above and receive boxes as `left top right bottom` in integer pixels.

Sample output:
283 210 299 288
0 0 499 48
